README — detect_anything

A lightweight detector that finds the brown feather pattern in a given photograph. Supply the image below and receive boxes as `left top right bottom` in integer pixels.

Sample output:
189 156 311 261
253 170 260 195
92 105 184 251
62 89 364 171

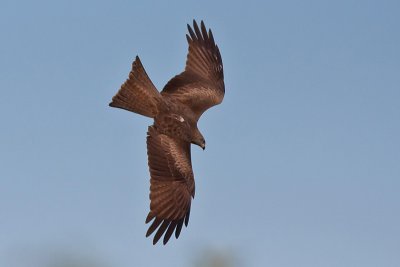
145 126 194 244
161 20 225 121
109 20 224 245
109 56 162 118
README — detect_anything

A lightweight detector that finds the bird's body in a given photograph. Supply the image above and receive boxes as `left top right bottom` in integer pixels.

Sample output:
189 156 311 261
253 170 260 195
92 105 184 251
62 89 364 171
155 96 206 147
109 20 224 245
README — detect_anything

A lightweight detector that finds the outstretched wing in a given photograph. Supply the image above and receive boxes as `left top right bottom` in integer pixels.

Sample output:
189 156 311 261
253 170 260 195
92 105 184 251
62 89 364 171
161 20 225 121
145 126 195 245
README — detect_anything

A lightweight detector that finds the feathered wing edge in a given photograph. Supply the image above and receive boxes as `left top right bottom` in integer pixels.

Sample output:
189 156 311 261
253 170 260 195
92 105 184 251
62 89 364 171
161 20 225 120
145 126 195 245
184 20 224 82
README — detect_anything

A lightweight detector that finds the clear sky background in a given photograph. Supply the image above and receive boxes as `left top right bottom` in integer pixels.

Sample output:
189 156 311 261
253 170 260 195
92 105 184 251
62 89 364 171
1 0 399 266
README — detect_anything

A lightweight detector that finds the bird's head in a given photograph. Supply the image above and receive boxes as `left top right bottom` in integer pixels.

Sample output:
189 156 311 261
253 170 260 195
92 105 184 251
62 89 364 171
191 126 206 150
192 137 206 150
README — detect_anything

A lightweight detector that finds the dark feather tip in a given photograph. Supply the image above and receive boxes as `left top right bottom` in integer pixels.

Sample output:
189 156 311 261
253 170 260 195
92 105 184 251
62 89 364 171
145 212 155 224
153 221 170 245
193 20 202 40
163 222 177 245
175 219 184 239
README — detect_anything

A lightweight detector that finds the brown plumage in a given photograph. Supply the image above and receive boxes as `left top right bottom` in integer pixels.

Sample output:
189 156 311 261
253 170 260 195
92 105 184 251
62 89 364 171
109 20 225 245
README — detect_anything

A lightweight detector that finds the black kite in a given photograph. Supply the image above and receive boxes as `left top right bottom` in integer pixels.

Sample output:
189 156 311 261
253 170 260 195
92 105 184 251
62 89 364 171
109 20 225 245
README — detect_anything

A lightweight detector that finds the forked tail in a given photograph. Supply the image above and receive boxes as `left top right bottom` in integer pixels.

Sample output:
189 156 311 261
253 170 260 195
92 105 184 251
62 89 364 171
109 56 162 118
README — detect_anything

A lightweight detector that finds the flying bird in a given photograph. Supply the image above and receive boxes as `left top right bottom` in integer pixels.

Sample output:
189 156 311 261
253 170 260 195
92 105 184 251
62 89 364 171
109 20 225 245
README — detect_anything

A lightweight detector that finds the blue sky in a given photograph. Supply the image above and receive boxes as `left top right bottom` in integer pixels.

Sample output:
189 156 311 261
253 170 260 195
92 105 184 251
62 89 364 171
1 0 399 266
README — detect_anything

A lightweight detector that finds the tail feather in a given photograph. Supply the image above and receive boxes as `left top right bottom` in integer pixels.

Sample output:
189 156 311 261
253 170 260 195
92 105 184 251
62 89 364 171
110 56 162 118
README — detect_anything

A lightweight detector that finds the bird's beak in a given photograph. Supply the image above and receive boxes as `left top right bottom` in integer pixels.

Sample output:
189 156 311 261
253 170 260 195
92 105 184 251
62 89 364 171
201 144 205 150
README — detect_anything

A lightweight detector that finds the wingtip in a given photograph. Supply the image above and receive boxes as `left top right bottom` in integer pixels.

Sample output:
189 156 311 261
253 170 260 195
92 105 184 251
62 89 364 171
145 224 153 237
184 209 190 226
192 20 200 37
208 28 214 43
145 231 151 238
145 212 155 224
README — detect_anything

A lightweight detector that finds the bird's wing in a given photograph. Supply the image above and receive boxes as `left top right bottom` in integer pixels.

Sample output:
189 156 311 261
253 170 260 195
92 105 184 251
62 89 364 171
109 56 162 118
145 126 195 245
161 20 225 121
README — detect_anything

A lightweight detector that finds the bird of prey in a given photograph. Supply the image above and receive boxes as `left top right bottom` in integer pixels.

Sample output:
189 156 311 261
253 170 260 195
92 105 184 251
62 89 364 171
109 20 225 245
